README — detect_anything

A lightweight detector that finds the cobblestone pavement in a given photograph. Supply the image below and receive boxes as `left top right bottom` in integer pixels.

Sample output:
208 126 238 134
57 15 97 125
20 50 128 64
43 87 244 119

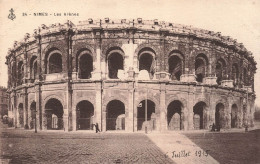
147 132 219 164
0 124 173 164
183 130 260 164
148 129 260 164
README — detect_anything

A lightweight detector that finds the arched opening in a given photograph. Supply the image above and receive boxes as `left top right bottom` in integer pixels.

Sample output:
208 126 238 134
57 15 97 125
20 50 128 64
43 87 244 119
17 61 24 85
137 100 156 131
169 54 183 81
78 53 93 79
76 100 94 130
108 53 124 79
195 54 207 83
30 56 37 81
193 102 207 129
216 58 226 85
139 53 154 77
45 98 63 130
215 103 225 129
243 68 247 86
47 52 62 74
231 104 238 128
11 64 15 86
232 64 239 87
18 103 24 127
30 101 36 129
167 100 183 130
106 100 125 130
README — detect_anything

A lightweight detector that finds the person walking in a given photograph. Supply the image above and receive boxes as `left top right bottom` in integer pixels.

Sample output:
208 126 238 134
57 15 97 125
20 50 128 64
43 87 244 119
95 123 100 133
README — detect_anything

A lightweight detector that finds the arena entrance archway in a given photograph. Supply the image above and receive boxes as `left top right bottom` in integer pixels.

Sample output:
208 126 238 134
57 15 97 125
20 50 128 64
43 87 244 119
45 98 64 130
30 101 36 129
106 100 125 130
231 104 238 128
76 100 94 130
18 103 24 128
167 100 183 130
137 100 156 131
193 102 207 129
215 103 225 129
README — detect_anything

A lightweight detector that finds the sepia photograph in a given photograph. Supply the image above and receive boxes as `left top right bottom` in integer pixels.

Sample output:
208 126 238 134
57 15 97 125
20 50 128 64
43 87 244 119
0 0 259 163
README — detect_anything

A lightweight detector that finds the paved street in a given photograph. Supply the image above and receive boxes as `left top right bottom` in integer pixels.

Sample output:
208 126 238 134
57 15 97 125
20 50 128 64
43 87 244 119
1 121 260 164
0 124 173 164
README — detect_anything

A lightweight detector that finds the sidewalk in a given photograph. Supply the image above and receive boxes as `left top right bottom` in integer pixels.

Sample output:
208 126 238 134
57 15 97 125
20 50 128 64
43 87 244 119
147 132 219 164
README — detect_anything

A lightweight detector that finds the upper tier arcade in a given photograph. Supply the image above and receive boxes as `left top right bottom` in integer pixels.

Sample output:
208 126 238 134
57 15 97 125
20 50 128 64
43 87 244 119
5 18 257 93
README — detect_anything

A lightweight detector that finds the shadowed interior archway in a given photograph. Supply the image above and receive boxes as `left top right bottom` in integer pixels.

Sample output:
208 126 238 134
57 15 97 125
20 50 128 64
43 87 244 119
231 104 238 128
78 53 93 79
169 53 183 81
167 100 184 130
30 101 36 129
137 100 156 131
106 100 125 130
18 103 24 128
45 98 64 130
108 52 124 79
76 100 94 130
46 50 62 74
193 102 207 129
215 103 225 129
216 58 226 85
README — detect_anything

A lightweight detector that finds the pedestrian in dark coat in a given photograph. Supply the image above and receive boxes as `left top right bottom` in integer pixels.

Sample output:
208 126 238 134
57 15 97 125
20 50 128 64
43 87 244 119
95 123 100 133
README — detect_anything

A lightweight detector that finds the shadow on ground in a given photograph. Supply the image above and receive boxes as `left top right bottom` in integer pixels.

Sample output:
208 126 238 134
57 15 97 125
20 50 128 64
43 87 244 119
183 129 260 164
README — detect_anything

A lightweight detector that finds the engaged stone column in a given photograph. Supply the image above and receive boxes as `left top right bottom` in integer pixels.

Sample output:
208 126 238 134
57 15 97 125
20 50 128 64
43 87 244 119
127 82 134 132
92 48 102 80
95 82 102 130
187 92 194 130
63 108 68 131
183 108 189 131
72 106 77 131
23 90 28 128
35 85 42 130
160 83 167 132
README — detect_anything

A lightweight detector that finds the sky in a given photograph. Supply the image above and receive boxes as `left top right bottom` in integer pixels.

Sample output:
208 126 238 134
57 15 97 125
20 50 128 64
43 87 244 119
0 0 259 105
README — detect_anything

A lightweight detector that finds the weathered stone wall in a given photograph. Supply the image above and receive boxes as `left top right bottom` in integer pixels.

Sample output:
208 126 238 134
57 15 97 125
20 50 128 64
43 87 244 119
5 19 256 132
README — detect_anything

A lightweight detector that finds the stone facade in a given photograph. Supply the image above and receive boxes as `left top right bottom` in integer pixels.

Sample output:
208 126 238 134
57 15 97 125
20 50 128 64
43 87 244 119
0 87 8 119
5 18 257 132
